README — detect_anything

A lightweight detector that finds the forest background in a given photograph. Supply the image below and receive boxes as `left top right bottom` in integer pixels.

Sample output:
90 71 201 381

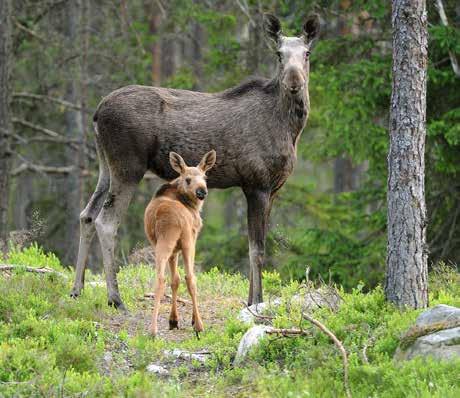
5 0 460 289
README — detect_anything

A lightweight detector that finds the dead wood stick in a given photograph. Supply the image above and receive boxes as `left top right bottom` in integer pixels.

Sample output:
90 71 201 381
302 312 351 398
144 292 192 305
241 300 275 320
266 328 311 337
0 264 67 278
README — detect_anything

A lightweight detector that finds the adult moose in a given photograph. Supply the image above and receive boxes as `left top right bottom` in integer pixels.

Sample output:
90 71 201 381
70 14 320 309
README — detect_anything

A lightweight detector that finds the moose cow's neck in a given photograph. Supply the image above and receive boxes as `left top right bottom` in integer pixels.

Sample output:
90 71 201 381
272 76 310 147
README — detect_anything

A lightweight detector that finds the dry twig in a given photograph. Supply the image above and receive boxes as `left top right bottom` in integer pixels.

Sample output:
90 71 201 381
144 292 192 306
302 312 351 398
0 264 66 278
240 300 275 320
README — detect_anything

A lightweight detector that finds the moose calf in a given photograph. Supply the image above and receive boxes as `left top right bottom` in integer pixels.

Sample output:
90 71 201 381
144 150 216 337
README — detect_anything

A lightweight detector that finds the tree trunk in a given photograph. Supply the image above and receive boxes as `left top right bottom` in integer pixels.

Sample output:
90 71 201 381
385 0 428 309
0 0 13 244
62 0 84 264
148 4 162 86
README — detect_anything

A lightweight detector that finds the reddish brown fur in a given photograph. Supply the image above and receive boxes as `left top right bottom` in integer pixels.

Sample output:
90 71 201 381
144 150 216 336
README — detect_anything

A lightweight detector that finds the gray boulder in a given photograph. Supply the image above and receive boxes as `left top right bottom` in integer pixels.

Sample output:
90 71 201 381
234 325 274 365
237 288 341 325
395 304 460 361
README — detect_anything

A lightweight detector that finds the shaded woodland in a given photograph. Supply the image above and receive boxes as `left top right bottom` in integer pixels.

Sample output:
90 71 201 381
1 0 459 289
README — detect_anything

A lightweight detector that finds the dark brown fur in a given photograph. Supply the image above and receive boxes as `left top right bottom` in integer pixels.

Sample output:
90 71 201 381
70 15 320 308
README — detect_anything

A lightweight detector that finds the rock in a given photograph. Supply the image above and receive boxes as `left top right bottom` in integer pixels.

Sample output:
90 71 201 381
395 304 460 361
146 364 169 375
237 299 281 325
237 288 341 325
163 348 210 363
301 288 341 312
415 304 460 327
234 325 274 365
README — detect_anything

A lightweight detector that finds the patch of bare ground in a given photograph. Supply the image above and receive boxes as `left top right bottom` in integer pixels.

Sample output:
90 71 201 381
105 290 241 341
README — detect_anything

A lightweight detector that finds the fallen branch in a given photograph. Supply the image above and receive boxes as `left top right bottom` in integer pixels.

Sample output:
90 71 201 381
266 328 311 337
241 300 275 320
143 292 192 305
302 312 351 398
0 264 66 278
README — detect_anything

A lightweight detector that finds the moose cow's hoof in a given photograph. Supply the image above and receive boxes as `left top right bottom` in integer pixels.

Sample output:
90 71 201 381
169 319 179 330
108 297 127 313
70 287 82 299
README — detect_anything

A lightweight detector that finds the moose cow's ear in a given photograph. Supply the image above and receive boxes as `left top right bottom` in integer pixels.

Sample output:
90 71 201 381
302 14 320 45
169 152 186 174
198 150 216 173
264 14 282 44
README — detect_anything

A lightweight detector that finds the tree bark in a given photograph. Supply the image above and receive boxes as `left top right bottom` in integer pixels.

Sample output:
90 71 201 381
0 0 13 243
385 0 428 308
62 0 85 264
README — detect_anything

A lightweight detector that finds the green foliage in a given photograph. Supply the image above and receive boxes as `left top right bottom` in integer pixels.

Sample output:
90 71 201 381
6 242 63 270
1 245 459 397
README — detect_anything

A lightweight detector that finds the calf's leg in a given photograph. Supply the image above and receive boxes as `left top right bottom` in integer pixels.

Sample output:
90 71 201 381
182 243 204 334
149 240 177 336
168 252 180 330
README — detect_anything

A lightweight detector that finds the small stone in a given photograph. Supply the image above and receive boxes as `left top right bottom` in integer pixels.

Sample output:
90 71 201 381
163 348 210 363
146 364 169 375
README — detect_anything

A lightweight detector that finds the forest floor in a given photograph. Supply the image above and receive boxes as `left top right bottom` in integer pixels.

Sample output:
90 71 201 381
1 244 460 397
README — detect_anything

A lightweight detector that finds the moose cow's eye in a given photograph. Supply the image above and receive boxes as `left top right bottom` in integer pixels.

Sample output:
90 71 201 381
186 178 191 185
305 51 311 59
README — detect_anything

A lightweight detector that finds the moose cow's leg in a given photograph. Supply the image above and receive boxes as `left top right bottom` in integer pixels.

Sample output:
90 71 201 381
168 252 180 330
70 147 110 298
95 178 137 311
244 189 271 305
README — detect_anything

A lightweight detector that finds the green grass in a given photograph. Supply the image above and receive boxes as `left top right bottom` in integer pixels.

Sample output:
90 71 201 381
0 245 459 397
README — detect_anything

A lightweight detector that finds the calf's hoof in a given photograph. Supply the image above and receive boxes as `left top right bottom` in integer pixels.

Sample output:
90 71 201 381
148 324 158 338
193 320 204 334
169 319 179 330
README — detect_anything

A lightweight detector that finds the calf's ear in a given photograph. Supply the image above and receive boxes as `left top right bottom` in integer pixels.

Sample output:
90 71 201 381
169 152 186 174
198 150 216 173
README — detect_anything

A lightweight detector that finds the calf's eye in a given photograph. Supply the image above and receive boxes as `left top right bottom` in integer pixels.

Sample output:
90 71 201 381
186 178 191 185
305 51 311 59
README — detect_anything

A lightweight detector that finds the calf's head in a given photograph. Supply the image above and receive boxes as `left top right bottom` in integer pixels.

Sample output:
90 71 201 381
264 14 320 96
169 150 217 202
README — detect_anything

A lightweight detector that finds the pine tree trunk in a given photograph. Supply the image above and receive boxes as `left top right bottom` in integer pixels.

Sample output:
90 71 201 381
62 0 84 264
0 0 13 244
385 0 428 308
